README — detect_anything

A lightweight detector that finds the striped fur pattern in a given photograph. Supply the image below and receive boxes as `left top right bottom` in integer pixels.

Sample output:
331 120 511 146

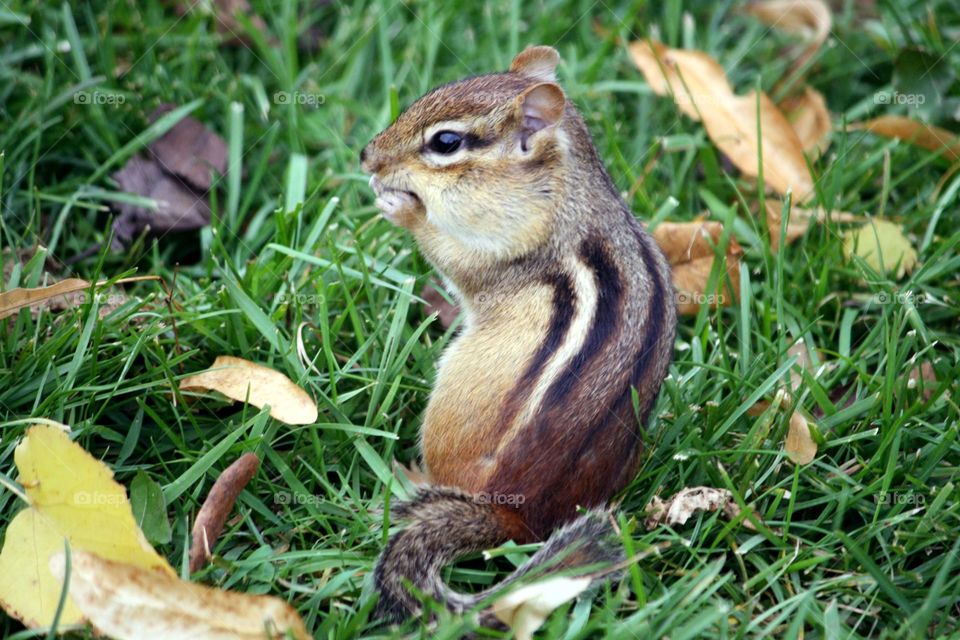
373 486 623 625
362 46 677 620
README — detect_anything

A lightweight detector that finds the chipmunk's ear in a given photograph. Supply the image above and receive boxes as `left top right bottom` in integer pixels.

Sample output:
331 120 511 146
515 82 565 150
510 46 560 83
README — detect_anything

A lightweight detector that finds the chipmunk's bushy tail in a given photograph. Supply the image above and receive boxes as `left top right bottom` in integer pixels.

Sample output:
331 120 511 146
373 486 622 625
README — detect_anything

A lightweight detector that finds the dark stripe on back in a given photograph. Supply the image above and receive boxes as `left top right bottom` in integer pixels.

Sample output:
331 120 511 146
541 235 625 410
490 269 576 443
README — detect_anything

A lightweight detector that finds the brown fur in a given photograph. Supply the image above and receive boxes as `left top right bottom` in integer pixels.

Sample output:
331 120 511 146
362 45 676 620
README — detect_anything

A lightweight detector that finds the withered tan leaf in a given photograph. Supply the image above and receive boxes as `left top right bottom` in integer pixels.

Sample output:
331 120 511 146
644 487 756 530
765 200 863 248
784 411 817 464
492 576 592 640
848 116 960 162
780 86 832 157
50 551 309 640
180 356 318 425
629 40 815 202
0 278 91 320
652 221 742 315
745 0 832 74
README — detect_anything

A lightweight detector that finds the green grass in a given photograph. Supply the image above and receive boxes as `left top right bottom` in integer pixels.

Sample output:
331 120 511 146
2 0 959 638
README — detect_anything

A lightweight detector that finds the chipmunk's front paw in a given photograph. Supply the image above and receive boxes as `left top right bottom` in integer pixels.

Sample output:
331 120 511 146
369 176 424 228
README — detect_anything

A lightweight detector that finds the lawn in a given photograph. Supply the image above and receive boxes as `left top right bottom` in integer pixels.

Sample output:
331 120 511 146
1 0 959 638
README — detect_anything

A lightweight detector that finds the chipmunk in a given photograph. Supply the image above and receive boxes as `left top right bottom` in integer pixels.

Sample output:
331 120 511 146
361 46 676 625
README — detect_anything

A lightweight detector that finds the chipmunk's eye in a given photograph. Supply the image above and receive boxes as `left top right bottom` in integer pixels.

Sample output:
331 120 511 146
427 130 463 154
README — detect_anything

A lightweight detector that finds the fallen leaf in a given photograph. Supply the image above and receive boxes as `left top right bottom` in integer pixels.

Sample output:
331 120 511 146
111 155 211 249
907 361 938 401
492 576 592 640
50 551 309 640
190 453 260 572
652 221 742 315
629 40 815 202
644 487 755 530
780 86 832 157
848 116 960 162
110 104 227 249
180 356 319 425
787 338 814 394
421 281 460 330
765 200 863 248
148 104 228 192
0 425 174 628
842 219 918 279
176 0 271 47
0 278 91 320
784 410 817 464
745 0 832 77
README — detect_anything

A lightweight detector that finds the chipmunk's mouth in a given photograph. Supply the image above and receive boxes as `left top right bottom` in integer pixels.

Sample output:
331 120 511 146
368 176 419 203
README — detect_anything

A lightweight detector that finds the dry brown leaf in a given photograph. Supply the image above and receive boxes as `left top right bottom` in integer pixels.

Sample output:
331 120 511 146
653 222 742 315
644 487 756 530
50 551 309 640
189 453 260 573
180 356 318 425
765 200 863 248
745 0 832 76
784 410 817 464
780 86 832 157
848 116 960 162
492 576 592 640
629 40 815 202
787 339 814 394
0 278 91 320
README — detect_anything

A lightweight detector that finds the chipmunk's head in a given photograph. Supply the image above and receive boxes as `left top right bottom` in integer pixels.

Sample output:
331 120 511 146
362 46 570 260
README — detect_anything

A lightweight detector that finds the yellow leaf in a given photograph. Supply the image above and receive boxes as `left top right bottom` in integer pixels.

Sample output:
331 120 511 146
785 411 817 464
0 278 91 320
492 576 592 640
50 551 310 640
180 356 318 425
848 115 960 162
629 40 814 202
842 219 918 279
0 425 174 628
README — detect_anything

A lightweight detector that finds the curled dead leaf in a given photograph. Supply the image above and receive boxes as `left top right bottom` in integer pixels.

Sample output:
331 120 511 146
652 221 742 315
50 551 309 640
780 86 832 157
629 40 815 202
644 487 757 530
848 116 960 162
189 453 261 573
745 0 832 77
0 278 92 320
765 200 863 248
785 411 818 464
180 356 318 425
492 576 592 640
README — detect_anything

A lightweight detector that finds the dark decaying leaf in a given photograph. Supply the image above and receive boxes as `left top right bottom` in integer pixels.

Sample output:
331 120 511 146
421 282 461 329
148 105 228 192
110 105 227 250
111 155 211 249
175 0 270 46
